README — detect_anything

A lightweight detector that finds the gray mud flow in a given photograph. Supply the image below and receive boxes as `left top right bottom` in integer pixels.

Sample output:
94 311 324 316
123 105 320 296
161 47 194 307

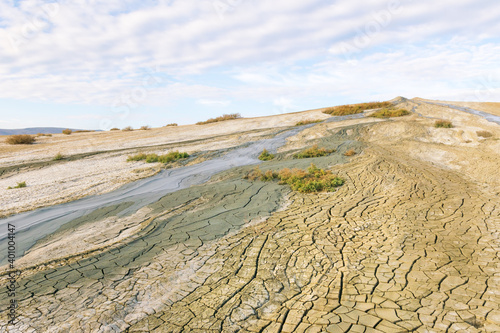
423 101 500 125
0 126 307 264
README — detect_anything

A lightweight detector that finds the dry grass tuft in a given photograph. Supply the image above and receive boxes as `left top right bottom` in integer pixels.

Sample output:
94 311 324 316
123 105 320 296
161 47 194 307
344 149 356 156
140 125 151 130
295 119 322 126
368 108 410 118
62 129 72 135
434 120 453 128
476 130 493 138
122 126 134 131
323 101 392 116
165 123 178 127
53 153 64 161
127 151 189 163
196 113 241 125
6 134 36 145
294 144 334 159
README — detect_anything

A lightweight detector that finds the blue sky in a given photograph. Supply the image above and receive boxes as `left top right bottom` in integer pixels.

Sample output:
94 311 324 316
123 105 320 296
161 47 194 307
0 0 499 130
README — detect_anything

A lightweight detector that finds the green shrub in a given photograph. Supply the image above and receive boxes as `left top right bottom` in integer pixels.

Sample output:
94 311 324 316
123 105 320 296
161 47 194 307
244 163 344 193
368 108 410 118
323 101 392 116
295 119 322 126
434 120 453 128
196 113 241 125
53 153 64 161
127 151 189 163
62 129 72 135
5 135 36 145
8 181 27 189
294 144 334 159
258 149 275 161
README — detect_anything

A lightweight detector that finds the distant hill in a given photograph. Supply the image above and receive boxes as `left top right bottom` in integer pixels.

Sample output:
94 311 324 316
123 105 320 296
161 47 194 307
0 127 90 135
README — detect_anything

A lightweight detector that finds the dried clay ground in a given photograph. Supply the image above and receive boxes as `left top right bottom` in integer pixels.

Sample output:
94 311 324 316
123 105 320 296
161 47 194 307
0 98 499 332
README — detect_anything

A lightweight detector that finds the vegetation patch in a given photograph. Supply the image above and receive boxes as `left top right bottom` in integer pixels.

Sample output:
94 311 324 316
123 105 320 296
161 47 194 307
295 119 322 126
165 123 178 127
7 181 27 189
196 113 241 125
6 134 36 145
140 125 151 130
368 108 410 118
294 144 334 159
110 128 120 131
53 153 64 161
476 130 493 138
434 120 453 128
323 101 392 116
127 151 189 163
244 163 344 193
344 149 356 156
122 126 134 131
74 130 94 133
36 133 52 137
62 129 72 135
258 149 275 161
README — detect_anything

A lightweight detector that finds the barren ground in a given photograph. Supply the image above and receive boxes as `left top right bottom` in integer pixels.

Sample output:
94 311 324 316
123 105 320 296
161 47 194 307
1 98 499 332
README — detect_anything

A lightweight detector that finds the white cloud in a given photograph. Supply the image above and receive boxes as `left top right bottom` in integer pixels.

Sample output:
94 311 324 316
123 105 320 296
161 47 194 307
197 99 231 106
0 0 498 118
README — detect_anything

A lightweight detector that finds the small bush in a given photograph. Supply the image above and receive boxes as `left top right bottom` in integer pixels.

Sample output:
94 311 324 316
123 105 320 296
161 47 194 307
165 123 178 127
62 129 72 135
295 119 322 126
244 163 344 193
294 144 334 159
323 101 392 116
110 128 120 131
127 153 148 161
196 113 241 125
122 126 134 131
8 181 27 189
368 108 410 118
74 130 94 133
140 125 151 130
53 153 64 161
127 151 189 163
258 149 275 161
344 149 356 156
434 120 453 128
36 133 52 137
476 130 493 138
5 135 36 145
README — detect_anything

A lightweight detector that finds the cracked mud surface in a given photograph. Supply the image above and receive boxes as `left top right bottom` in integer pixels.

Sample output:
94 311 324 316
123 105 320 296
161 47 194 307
1 99 499 332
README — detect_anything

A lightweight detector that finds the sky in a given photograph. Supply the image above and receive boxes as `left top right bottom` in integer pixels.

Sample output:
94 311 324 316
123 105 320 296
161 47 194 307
0 0 499 130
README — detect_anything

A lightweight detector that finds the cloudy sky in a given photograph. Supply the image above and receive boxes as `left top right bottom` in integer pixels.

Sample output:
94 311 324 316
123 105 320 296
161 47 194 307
0 0 499 130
